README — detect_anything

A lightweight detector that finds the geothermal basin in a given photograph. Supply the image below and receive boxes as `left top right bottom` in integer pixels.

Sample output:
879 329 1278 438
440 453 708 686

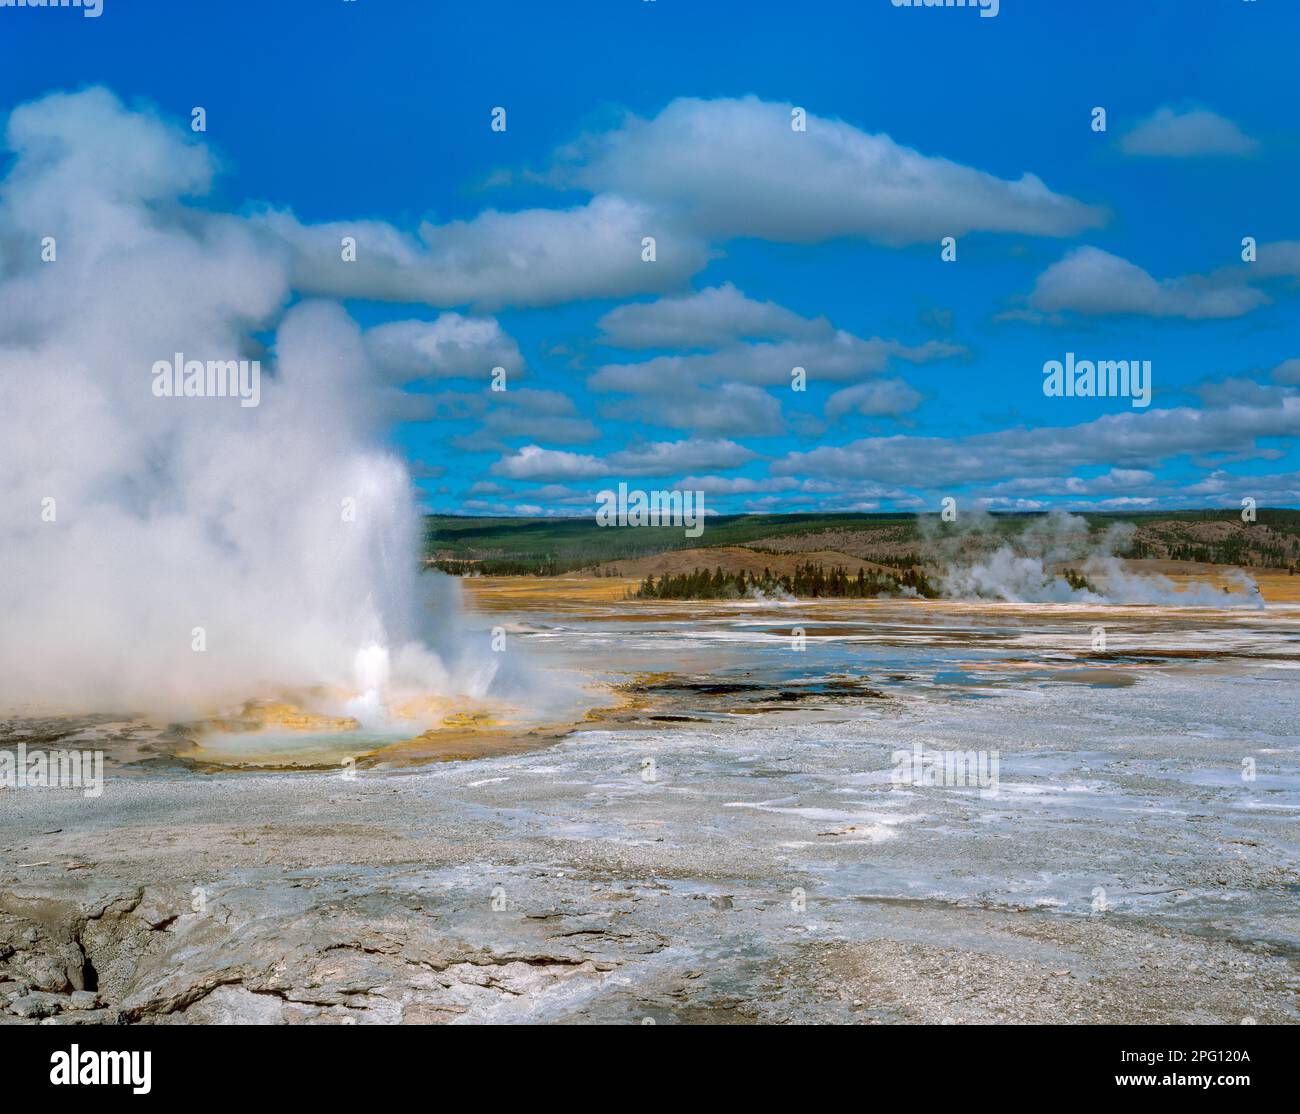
0 575 1297 1024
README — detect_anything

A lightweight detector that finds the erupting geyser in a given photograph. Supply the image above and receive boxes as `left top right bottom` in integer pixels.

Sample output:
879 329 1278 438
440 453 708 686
0 89 509 722
347 643 393 728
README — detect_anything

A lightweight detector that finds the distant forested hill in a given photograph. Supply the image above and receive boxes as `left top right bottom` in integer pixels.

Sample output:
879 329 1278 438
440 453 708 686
425 509 1300 576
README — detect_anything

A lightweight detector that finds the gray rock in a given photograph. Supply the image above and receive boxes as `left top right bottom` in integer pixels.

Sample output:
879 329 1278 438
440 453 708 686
134 887 183 930
9 992 63 1019
14 951 77 993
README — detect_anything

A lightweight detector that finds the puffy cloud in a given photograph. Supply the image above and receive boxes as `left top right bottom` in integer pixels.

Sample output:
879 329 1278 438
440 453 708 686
1192 377 1289 410
1088 468 1159 490
542 96 1107 245
1120 107 1258 158
1271 358 1300 385
590 289 954 438
602 381 786 437
679 475 801 496
610 438 757 476
597 282 827 349
520 484 595 505
491 438 757 480
458 418 600 450
405 388 598 450
826 378 924 419
1251 241 1300 279
467 480 511 497
1181 470 1300 505
590 334 961 393
490 445 606 481
458 483 597 511
678 475 908 502
776 397 1300 487
363 314 523 383
1027 247 1268 319
3 87 213 222
980 469 1159 498
256 195 710 310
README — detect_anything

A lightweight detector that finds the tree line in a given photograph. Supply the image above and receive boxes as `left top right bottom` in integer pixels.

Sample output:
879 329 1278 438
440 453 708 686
633 562 940 600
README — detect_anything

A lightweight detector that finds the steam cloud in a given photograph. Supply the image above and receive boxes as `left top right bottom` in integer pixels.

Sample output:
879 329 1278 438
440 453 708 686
931 511 1263 607
0 89 513 718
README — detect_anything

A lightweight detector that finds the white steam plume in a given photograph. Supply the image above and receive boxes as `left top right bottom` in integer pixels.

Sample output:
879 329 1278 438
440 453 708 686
0 89 511 717
931 511 1263 607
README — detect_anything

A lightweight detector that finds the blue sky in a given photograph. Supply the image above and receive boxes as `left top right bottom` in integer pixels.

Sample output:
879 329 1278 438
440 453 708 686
3 0 1298 515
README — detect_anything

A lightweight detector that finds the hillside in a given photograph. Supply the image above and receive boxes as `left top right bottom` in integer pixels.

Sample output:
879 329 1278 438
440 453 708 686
426 509 1300 576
